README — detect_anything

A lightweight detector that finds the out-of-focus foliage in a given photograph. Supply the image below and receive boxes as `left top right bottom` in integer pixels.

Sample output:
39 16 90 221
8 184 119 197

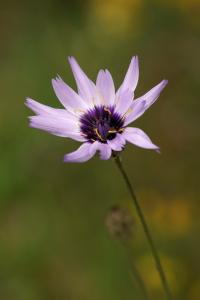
0 0 199 299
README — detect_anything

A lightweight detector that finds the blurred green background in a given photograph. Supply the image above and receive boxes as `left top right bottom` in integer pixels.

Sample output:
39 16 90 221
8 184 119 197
0 0 199 299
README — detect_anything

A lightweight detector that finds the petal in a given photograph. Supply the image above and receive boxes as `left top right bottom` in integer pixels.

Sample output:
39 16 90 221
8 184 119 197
107 134 126 151
29 115 85 142
68 56 96 106
25 98 77 121
90 141 112 160
117 56 139 96
63 143 96 163
52 76 89 114
115 89 133 115
124 100 146 126
96 69 115 106
133 80 168 110
123 127 159 151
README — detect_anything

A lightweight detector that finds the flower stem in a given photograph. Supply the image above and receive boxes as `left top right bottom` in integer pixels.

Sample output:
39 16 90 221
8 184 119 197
114 155 172 300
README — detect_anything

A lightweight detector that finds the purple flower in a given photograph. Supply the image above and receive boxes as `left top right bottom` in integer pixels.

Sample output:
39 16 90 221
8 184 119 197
26 56 167 163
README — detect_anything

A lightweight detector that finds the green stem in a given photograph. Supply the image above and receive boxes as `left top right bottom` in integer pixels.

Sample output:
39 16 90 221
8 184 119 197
114 155 172 300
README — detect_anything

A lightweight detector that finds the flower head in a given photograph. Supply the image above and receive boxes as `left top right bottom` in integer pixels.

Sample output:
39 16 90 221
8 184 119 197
26 56 167 163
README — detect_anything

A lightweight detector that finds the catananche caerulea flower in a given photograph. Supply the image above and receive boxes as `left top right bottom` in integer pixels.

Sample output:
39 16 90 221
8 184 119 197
26 57 167 163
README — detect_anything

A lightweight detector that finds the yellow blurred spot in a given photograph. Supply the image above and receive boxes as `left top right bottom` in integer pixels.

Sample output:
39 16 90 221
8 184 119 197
137 254 187 292
89 0 141 35
139 190 193 237
154 199 191 235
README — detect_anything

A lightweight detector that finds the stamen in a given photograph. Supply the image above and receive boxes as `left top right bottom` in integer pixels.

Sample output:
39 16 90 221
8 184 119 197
104 107 112 115
94 128 105 142
108 129 117 134
80 105 124 143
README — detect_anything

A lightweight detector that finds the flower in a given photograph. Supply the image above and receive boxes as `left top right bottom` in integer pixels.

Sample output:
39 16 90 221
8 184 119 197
26 56 167 163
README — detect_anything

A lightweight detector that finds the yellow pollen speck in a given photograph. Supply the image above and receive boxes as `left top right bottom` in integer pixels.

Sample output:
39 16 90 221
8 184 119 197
74 108 85 115
97 91 105 105
125 107 133 116
121 107 133 120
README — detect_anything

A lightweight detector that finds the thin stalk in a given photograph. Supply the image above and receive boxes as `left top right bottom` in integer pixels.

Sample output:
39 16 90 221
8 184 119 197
114 155 172 300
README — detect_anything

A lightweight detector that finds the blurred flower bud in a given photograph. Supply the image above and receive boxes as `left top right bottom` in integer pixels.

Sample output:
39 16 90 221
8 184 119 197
105 205 134 239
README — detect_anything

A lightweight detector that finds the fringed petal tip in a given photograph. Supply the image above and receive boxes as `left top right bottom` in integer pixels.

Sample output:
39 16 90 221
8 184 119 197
67 55 75 63
162 79 168 86
51 75 61 86
96 68 115 106
158 79 168 91
156 148 161 154
28 116 33 127
117 55 139 96
25 97 51 116
67 56 96 106
25 97 34 109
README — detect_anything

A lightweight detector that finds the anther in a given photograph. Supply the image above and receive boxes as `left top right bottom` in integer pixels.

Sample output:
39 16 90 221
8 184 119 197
108 130 117 134
94 128 105 142
104 107 112 115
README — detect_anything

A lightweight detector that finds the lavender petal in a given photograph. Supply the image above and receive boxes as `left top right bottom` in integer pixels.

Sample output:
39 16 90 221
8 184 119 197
117 56 139 97
68 56 96 106
124 100 146 126
25 98 77 121
96 69 115 106
123 127 160 151
107 134 126 151
133 80 168 110
115 89 133 116
52 76 89 114
90 141 112 160
29 115 85 141
63 143 96 163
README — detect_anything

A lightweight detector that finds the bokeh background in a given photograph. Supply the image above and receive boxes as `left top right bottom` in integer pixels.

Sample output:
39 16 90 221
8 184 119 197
0 0 199 299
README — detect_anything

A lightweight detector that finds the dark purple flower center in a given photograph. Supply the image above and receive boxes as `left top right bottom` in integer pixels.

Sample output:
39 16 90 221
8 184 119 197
80 105 124 143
